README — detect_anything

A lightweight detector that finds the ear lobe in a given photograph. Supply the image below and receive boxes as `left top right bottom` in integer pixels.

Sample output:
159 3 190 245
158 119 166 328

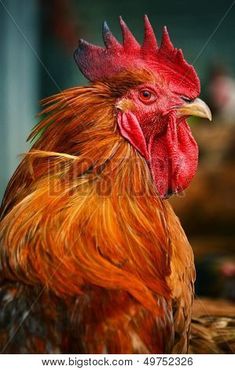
117 111 149 159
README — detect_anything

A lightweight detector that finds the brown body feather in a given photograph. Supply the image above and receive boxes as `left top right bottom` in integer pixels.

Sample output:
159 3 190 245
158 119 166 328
190 298 235 353
0 74 195 353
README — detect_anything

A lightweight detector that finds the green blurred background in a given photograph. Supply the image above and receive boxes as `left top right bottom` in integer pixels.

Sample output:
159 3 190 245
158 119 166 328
0 0 235 301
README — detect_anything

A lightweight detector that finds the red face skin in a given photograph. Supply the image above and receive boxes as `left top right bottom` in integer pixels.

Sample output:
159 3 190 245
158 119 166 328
117 82 199 198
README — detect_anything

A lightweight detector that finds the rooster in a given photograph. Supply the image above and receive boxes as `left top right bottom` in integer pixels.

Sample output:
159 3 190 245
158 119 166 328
0 16 212 353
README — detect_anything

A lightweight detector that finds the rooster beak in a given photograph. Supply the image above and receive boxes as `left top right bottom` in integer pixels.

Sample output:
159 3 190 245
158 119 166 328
177 98 212 121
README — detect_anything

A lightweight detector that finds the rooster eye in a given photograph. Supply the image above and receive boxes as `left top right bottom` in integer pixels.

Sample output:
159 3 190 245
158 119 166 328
139 89 156 104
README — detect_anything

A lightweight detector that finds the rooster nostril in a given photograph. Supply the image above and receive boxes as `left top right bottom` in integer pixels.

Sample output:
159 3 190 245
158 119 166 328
181 96 194 103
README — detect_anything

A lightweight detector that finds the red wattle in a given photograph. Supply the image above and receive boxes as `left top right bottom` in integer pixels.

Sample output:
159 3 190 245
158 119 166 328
148 116 198 198
117 110 198 199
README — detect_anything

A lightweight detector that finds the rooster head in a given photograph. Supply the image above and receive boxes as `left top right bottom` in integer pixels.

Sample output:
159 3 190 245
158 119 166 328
74 16 212 198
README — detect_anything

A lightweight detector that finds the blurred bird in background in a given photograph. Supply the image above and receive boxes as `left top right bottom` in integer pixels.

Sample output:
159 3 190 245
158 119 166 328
0 15 234 354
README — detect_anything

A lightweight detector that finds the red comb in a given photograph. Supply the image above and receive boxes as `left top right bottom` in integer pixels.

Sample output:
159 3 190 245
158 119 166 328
74 16 200 96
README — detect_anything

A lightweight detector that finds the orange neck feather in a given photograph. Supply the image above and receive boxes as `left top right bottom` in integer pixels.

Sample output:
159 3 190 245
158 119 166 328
0 75 174 314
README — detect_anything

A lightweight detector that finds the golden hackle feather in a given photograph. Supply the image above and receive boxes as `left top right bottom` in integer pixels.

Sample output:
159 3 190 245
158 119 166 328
0 70 175 313
0 69 195 352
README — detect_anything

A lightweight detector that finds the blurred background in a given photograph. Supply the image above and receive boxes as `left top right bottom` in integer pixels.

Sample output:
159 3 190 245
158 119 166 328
0 0 234 303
